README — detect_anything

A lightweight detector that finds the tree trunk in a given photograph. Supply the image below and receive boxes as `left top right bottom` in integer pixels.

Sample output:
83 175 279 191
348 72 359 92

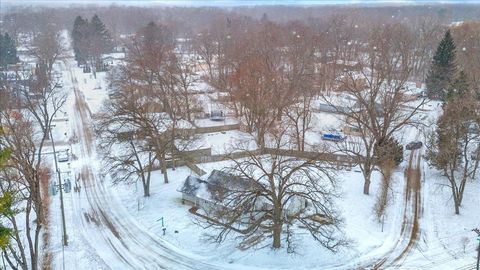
161 153 169 184
144 162 152 197
452 183 460 215
272 206 282 249
363 165 372 195
272 224 282 249
143 182 150 197
363 178 371 195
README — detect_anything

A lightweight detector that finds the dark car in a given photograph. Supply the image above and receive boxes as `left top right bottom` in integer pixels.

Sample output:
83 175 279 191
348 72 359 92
406 141 423 150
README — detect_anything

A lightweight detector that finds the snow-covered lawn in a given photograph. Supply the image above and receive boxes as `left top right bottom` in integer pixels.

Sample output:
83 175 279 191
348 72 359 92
111 161 405 269
413 165 480 269
193 130 258 154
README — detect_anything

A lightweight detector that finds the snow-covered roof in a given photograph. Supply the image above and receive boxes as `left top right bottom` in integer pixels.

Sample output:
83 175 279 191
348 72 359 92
177 169 259 203
177 175 208 199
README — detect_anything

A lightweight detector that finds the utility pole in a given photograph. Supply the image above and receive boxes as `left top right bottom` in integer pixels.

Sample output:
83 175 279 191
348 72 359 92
473 228 480 270
49 126 68 247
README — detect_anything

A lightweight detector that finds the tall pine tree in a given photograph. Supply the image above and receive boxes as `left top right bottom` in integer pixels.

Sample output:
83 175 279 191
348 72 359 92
72 16 89 63
72 15 113 65
426 29 457 101
90 14 113 53
0 33 19 68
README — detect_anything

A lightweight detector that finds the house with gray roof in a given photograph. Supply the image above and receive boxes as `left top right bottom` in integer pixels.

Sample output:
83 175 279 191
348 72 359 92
178 170 309 216
177 169 260 209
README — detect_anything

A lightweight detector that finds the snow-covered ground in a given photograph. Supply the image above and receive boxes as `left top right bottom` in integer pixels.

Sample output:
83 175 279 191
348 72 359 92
194 117 239 127
114 163 398 269
190 130 258 154
43 30 479 270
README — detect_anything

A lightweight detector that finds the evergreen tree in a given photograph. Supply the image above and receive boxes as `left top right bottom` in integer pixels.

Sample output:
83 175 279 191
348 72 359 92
72 16 89 63
72 15 112 65
0 33 19 68
261 13 269 23
375 137 404 166
90 14 113 53
426 29 457 101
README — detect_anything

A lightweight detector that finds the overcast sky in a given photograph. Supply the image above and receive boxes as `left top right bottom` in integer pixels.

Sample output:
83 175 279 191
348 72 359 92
2 0 480 7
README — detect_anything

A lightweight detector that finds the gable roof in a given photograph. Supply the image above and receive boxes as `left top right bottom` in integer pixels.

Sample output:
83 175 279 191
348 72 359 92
177 175 205 197
177 169 260 203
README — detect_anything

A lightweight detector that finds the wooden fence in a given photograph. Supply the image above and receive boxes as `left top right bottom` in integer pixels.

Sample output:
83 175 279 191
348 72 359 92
193 123 240 134
162 147 358 175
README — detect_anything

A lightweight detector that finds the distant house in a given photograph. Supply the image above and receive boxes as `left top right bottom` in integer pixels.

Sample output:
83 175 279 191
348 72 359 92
209 110 225 121
315 103 349 114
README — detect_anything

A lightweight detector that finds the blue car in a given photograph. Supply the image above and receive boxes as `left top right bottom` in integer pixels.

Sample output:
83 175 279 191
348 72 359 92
322 133 346 142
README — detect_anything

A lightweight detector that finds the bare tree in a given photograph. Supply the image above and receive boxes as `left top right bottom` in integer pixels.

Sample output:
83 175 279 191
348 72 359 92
227 21 293 147
0 110 46 270
0 28 66 269
29 23 65 78
452 21 480 85
110 22 176 183
170 59 201 123
323 23 425 195
426 92 480 214
192 29 217 81
102 22 199 184
284 94 313 152
96 108 156 197
373 138 403 221
200 131 345 251
230 55 281 148
408 17 444 82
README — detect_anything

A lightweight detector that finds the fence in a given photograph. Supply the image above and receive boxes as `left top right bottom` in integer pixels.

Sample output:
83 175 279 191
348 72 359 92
193 123 240 134
162 147 357 174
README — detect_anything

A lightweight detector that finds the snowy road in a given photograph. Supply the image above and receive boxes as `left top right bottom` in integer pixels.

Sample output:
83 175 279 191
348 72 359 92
371 148 423 269
67 61 227 270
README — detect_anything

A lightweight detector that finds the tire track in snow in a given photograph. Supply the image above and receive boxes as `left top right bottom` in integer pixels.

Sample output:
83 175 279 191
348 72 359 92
371 148 422 269
69 62 225 270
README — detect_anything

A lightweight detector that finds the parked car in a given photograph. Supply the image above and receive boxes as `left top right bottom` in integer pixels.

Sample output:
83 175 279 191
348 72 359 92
322 133 346 142
57 151 69 162
405 141 423 150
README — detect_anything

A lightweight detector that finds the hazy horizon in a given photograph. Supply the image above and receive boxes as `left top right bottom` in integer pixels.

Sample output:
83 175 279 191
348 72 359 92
2 0 480 8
